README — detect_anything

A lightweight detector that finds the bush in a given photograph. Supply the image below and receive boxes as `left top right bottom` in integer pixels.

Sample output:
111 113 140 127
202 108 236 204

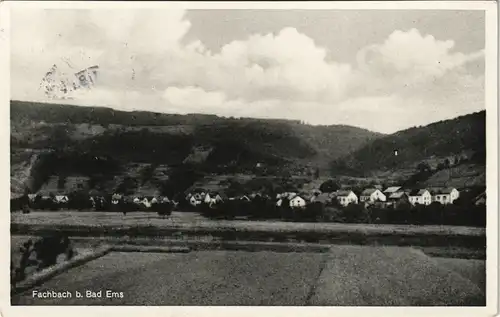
155 203 173 218
320 180 340 193
322 206 345 222
33 233 74 270
343 204 370 223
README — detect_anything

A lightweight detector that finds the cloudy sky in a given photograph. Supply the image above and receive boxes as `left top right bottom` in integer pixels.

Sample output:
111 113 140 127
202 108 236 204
11 9 485 133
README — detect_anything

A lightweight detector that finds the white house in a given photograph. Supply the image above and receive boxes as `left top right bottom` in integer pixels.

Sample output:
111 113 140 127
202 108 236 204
189 196 201 207
360 189 386 203
408 189 432 206
204 193 212 204
334 190 359 206
111 193 122 205
277 192 297 200
430 187 460 205
142 198 152 208
215 194 224 203
290 196 307 208
27 194 38 202
54 195 69 204
239 195 251 202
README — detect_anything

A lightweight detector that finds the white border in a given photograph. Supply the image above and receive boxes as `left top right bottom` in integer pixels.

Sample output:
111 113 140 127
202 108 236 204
0 2 497 317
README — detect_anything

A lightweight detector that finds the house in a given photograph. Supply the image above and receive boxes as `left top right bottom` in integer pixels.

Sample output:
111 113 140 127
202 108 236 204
408 189 432 206
277 192 297 200
204 193 212 204
429 187 460 205
111 193 123 205
133 197 141 204
332 190 358 206
360 189 386 204
189 196 201 207
383 186 402 195
475 191 486 206
54 195 69 204
311 193 332 205
386 192 410 208
27 194 38 202
290 196 307 208
150 197 159 204
239 195 251 202
214 194 224 203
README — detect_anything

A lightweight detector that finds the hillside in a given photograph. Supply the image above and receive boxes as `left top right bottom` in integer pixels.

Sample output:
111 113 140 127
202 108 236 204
330 111 486 180
10 100 381 197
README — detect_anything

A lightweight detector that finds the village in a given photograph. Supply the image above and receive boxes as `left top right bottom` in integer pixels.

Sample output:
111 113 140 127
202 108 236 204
15 181 485 214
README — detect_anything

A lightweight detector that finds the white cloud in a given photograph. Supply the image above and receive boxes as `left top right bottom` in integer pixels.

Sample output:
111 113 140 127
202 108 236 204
352 28 484 96
10 10 485 133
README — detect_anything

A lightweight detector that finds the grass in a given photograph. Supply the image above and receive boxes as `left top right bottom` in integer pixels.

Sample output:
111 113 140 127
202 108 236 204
12 211 485 236
310 245 485 306
11 246 486 306
11 211 486 249
10 235 111 285
12 250 327 305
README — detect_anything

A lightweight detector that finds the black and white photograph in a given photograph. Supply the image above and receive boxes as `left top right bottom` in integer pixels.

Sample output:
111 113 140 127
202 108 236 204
3 1 498 313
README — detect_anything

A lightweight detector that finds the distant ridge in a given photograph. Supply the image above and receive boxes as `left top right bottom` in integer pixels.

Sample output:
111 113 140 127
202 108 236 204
330 110 486 177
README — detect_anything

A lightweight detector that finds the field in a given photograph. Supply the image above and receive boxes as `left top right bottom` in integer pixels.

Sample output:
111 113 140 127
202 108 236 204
11 211 485 236
11 246 486 306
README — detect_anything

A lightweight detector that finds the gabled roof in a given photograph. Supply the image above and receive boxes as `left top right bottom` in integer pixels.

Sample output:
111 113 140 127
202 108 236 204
428 187 458 195
336 190 355 197
361 188 378 196
409 189 429 196
388 192 407 199
290 195 305 201
384 186 402 194
314 193 331 203
440 187 458 194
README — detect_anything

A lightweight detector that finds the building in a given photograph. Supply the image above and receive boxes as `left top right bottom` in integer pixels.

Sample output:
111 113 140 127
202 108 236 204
383 186 402 195
189 196 201 207
111 193 123 205
475 191 486 206
430 187 460 205
408 189 432 206
332 190 359 206
290 196 307 208
311 193 332 205
54 195 69 204
360 189 386 204
386 192 410 208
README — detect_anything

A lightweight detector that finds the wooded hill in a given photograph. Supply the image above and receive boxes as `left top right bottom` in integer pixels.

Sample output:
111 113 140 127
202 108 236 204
10 100 382 196
330 111 486 178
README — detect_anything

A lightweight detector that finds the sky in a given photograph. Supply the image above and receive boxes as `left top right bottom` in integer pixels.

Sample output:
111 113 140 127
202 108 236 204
10 9 485 133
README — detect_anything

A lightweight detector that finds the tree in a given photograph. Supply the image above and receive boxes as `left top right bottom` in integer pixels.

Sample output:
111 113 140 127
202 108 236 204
320 180 340 193
444 158 450 168
116 177 138 196
157 203 173 219
314 168 320 179
33 234 74 270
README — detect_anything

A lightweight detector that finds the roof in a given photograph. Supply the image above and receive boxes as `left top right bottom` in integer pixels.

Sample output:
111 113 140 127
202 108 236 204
361 188 378 196
409 189 429 196
388 192 407 199
428 187 458 195
336 190 354 197
314 193 331 203
384 186 402 194
88 189 106 196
